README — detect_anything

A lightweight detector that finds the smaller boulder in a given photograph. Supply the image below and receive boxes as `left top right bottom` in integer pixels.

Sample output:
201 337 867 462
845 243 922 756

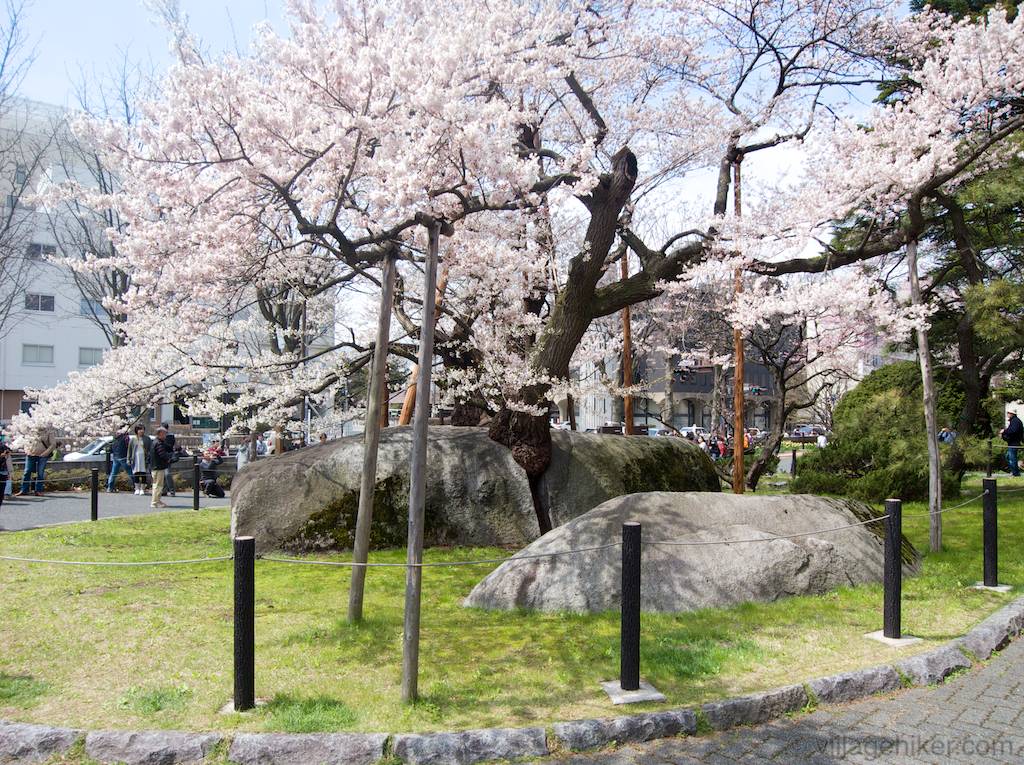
465 492 919 613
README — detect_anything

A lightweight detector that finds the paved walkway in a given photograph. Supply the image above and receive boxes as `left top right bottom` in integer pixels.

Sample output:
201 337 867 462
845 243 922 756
545 639 1024 764
0 489 230 531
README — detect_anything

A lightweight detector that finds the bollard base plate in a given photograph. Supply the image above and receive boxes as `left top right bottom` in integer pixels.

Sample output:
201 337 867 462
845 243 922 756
218 698 268 715
972 582 1013 593
600 679 666 705
864 630 922 647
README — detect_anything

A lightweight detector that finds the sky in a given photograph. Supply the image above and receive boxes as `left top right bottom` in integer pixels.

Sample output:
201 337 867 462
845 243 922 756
18 0 285 107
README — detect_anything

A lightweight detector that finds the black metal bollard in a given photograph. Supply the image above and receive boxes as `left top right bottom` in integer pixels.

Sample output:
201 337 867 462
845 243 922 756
620 522 641 691
193 456 201 512
983 478 998 587
234 536 256 711
90 468 99 522
790 448 797 477
883 498 902 639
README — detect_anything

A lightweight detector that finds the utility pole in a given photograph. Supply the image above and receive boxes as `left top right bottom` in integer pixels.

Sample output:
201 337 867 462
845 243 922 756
347 251 397 623
732 154 745 495
621 252 634 435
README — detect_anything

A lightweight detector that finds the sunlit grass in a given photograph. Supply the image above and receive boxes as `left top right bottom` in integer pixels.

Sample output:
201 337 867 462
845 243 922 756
0 474 1019 733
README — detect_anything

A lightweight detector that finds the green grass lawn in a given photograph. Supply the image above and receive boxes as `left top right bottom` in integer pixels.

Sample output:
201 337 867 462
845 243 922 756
0 475 1020 735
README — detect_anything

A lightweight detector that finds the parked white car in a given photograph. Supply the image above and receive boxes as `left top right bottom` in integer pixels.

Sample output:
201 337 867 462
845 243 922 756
62 436 113 463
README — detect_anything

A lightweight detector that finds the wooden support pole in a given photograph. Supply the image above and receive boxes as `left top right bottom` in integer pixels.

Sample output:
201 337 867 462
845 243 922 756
348 252 397 623
401 221 441 703
732 156 745 495
621 253 634 435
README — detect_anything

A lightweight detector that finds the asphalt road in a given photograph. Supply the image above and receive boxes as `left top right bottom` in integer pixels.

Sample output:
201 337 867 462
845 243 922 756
0 488 230 531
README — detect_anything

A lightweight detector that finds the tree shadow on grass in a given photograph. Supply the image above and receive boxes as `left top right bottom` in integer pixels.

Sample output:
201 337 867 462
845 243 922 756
0 673 49 708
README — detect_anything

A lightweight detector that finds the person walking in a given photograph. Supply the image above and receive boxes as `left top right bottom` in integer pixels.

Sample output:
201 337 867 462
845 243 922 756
15 427 56 497
1000 410 1022 477
106 429 135 492
127 425 151 494
149 427 174 508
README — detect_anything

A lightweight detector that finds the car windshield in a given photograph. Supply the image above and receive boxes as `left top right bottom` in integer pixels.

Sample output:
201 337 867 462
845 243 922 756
81 439 107 454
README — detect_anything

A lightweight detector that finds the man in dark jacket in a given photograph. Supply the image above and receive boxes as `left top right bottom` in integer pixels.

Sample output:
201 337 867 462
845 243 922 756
160 423 177 497
106 430 135 492
1001 410 1022 477
149 427 175 508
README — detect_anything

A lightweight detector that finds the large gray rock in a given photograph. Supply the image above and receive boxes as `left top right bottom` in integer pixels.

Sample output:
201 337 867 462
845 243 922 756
465 492 919 613
231 427 718 552
538 431 720 527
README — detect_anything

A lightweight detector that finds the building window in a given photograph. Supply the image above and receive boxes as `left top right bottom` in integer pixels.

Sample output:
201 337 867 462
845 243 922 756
13 164 27 186
22 344 54 365
24 293 55 311
79 347 103 366
26 243 57 259
80 298 105 316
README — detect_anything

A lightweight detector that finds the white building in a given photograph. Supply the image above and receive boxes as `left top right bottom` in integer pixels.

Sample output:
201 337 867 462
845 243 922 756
0 100 111 428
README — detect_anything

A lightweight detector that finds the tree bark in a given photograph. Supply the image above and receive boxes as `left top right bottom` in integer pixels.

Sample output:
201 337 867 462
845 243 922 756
907 238 942 552
488 146 637 494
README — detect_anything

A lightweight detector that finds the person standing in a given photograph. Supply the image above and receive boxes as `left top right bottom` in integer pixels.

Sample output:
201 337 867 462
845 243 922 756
1001 410 1022 477
255 433 267 459
127 425 151 495
270 425 285 457
160 423 177 497
0 432 12 498
106 429 135 493
0 436 10 510
15 427 56 497
149 427 174 508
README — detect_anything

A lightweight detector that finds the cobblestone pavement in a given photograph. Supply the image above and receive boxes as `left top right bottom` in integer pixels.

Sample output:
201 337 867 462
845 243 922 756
0 488 230 531
545 638 1024 764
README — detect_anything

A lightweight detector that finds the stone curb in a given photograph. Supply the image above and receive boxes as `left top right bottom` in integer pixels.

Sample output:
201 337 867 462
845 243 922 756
228 732 387 765
2 595 1022 765
84 730 223 765
0 721 81 764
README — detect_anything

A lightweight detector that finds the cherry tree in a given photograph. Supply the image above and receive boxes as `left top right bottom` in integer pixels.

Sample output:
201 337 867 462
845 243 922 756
14 2 1024 510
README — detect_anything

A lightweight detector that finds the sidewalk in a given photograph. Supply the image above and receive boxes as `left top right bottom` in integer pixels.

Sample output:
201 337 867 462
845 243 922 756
543 638 1024 764
0 489 230 531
